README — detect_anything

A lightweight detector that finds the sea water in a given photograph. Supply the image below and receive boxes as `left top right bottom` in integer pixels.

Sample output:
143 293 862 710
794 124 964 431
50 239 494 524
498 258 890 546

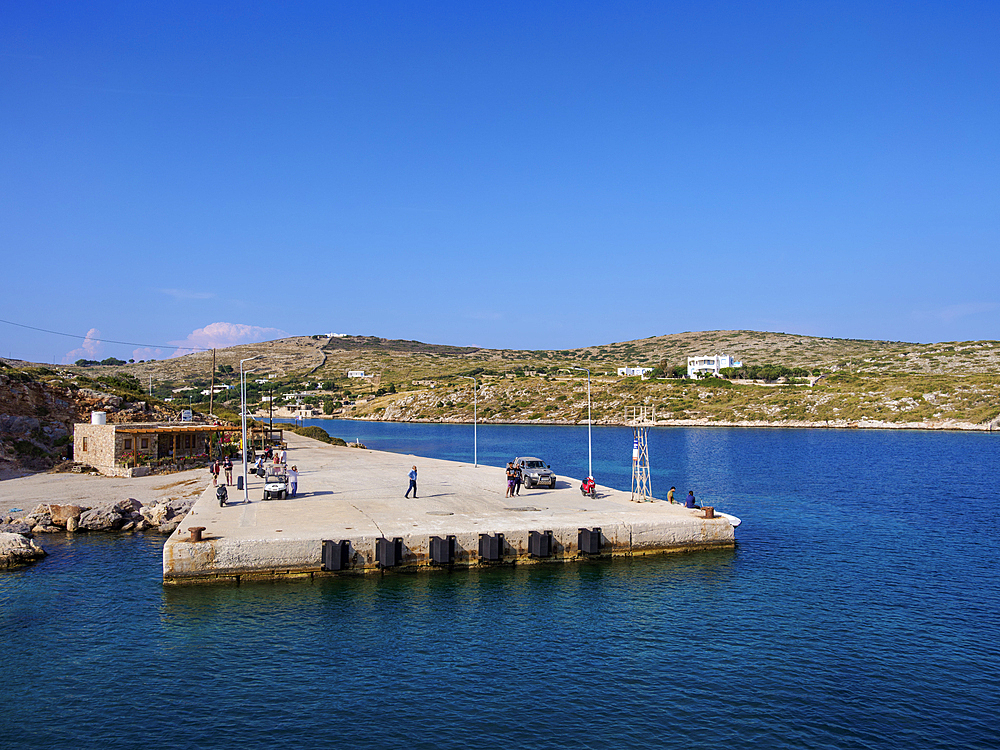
1 423 998 749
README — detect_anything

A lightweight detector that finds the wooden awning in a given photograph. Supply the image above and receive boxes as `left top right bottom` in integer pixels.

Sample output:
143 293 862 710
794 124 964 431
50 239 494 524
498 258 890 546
114 424 241 434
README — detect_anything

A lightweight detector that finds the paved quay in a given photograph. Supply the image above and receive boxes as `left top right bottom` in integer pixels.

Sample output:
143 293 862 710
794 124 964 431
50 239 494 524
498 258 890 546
163 433 738 584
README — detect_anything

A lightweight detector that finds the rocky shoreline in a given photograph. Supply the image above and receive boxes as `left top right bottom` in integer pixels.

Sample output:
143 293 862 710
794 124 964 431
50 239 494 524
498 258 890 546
0 496 193 568
277 413 1000 432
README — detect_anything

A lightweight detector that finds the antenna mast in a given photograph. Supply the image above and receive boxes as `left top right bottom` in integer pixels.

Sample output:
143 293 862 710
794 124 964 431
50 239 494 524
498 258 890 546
629 406 653 503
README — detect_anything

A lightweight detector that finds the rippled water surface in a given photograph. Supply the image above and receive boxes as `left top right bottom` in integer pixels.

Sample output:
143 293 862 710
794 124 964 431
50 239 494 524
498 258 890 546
2 424 999 749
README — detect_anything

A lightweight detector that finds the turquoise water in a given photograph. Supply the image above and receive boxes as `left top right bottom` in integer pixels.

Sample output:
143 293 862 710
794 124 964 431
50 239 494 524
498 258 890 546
2 423 999 749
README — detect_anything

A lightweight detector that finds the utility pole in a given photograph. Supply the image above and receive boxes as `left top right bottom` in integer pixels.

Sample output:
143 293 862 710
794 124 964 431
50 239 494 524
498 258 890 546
459 376 477 467
209 348 216 418
571 367 592 479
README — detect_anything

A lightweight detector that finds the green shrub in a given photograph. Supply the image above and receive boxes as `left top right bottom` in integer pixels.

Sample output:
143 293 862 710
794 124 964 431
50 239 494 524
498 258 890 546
287 424 348 446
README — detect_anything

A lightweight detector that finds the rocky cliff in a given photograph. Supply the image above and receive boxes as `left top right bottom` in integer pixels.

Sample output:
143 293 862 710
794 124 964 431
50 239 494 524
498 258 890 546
0 365 181 474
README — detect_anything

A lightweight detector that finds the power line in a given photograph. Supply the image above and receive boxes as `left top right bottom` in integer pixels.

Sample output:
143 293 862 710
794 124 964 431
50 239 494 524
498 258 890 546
0 317 209 353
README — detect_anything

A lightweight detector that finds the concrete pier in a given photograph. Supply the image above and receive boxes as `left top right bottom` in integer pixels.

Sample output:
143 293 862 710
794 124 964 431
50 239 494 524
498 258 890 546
162 433 737 584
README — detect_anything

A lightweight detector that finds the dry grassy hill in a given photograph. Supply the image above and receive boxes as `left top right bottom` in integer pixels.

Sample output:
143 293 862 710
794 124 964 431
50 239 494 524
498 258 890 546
59 330 1000 385
4 331 999 438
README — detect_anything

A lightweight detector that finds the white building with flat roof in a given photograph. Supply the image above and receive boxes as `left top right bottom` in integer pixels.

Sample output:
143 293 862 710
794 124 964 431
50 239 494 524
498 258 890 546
687 354 742 378
347 370 366 378
617 366 653 378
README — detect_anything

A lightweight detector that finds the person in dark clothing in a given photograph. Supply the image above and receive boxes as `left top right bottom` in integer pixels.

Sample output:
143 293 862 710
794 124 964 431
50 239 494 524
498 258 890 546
685 491 699 509
514 461 523 496
405 465 418 498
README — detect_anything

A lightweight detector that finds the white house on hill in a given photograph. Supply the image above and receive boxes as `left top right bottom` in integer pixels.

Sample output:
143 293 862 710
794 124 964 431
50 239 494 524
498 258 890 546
618 366 653 378
687 354 742 378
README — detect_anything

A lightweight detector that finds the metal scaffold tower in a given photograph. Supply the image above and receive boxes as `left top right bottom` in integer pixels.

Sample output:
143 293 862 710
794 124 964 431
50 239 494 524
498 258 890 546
630 424 652 503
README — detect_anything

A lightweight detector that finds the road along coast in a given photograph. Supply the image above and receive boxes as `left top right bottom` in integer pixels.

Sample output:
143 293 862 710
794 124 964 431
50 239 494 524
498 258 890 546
163 433 737 584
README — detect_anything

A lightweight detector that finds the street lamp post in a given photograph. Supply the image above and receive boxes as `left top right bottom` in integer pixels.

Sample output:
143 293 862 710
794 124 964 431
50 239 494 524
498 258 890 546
459 376 477 467
572 367 592 479
240 355 260 503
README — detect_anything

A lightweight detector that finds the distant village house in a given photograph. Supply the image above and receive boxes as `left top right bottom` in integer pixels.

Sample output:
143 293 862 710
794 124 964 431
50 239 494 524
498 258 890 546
687 354 742 378
618 366 653 378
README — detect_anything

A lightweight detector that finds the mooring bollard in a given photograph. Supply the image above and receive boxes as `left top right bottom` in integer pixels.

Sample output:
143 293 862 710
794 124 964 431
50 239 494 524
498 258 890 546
703 506 715 519
188 526 206 542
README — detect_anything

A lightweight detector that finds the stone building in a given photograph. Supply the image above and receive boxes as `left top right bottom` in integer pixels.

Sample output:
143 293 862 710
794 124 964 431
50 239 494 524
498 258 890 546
73 421 240 477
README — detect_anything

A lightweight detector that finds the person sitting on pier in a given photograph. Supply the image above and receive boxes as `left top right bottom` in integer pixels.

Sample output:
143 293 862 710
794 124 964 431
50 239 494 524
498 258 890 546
581 476 596 498
667 486 676 504
685 490 699 509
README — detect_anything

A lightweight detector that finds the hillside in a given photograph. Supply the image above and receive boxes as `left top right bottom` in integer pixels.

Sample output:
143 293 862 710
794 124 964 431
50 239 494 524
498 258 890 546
4 331 1000 444
51 330 1000 384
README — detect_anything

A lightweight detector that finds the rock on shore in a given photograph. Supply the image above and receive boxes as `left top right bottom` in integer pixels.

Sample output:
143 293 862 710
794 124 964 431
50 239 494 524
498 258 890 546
0 531 47 567
0 494 199 568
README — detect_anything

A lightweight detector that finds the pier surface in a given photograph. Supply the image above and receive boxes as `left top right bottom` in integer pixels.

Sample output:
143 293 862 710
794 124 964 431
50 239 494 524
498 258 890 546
162 433 736 583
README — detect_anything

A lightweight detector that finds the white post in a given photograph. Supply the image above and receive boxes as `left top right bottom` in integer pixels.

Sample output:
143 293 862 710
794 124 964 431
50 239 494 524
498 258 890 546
240 355 260 503
460 376 477 467
572 367 592 478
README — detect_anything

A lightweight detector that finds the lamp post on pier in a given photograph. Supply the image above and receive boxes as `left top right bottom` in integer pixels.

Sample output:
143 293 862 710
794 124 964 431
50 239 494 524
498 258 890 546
240 355 260 503
571 367 592 479
459 375 477 467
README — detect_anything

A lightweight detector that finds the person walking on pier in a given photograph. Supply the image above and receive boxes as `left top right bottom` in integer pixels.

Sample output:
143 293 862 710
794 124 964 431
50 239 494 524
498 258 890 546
210 459 220 487
514 461 523 496
288 465 298 497
405 465 418 498
223 456 233 485
506 462 516 498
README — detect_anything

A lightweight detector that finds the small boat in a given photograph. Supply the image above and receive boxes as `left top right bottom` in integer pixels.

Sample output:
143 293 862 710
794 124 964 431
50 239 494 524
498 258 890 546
716 511 742 528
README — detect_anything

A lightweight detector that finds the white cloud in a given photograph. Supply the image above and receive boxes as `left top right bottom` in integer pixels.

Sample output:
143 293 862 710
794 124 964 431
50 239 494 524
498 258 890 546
132 347 166 361
160 288 215 300
63 328 102 363
168 322 288 357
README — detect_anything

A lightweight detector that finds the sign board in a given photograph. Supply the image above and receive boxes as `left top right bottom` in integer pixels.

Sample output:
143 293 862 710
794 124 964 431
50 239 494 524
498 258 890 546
181 410 193 422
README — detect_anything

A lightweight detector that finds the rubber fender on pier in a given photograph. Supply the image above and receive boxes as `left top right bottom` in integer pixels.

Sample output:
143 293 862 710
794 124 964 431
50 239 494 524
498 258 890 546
479 533 504 561
430 535 456 565
376 537 404 568
578 527 602 555
322 539 350 571
529 530 553 558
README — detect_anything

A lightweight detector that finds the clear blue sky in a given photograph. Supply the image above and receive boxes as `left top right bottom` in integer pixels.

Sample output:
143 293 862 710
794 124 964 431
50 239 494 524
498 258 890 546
3 1 998 363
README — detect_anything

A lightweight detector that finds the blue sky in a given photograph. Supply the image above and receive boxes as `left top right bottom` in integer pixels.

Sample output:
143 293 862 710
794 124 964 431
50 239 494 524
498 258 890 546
2 1 998 363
